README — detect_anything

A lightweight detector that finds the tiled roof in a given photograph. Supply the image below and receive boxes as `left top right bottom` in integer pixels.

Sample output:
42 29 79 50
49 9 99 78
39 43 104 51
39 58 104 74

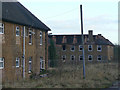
48 34 114 46
2 2 50 31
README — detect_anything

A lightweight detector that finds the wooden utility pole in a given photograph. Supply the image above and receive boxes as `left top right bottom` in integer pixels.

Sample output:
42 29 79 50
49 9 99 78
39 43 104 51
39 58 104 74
80 5 85 79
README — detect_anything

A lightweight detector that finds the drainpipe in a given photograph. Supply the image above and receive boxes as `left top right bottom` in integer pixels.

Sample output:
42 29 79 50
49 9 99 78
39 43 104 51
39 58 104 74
23 26 25 78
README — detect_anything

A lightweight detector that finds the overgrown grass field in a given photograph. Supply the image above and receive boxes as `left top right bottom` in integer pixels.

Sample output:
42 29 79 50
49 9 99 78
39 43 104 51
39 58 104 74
4 62 119 88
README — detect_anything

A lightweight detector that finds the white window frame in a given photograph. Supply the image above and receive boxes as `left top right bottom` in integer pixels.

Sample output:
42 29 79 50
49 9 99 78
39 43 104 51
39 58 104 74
88 55 93 61
29 30 32 45
71 45 75 51
62 45 66 51
97 55 102 61
88 45 93 51
28 57 32 73
40 57 45 70
0 23 4 34
0 58 4 69
40 31 42 45
62 55 66 60
79 55 83 61
79 45 83 51
70 55 75 61
16 26 20 36
16 57 20 68
97 45 102 52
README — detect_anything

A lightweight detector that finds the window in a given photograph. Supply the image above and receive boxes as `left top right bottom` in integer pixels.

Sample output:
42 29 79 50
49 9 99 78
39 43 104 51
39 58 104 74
79 55 83 61
0 23 4 34
29 30 32 45
16 26 20 36
40 31 42 45
97 55 102 61
40 57 45 70
62 55 66 60
16 57 20 67
79 45 83 51
88 45 92 51
0 58 4 69
62 45 66 51
71 45 75 51
97 45 102 51
88 55 93 61
71 55 75 60
29 57 32 73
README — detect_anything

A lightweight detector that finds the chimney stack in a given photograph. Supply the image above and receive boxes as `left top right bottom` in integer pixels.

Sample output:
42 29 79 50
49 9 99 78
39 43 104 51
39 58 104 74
62 36 67 43
88 30 93 42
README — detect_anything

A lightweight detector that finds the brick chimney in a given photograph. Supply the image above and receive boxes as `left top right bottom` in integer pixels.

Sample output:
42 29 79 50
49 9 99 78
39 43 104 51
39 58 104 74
88 30 93 42
73 35 77 44
62 36 67 43
52 35 56 43
84 36 88 43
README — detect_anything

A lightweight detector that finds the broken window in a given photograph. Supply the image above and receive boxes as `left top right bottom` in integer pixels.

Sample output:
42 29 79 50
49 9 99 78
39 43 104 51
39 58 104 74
97 45 102 51
71 45 75 51
62 45 66 51
88 55 93 61
62 55 66 60
79 45 83 51
88 45 92 51
71 55 75 60
97 55 102 61
79 55 83 61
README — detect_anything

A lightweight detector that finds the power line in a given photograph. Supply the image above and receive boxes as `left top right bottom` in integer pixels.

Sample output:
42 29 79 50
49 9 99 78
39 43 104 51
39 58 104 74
44 7 78 20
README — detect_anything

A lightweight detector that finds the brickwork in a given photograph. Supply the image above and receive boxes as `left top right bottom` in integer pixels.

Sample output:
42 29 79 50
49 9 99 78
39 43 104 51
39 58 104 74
1 21 48 83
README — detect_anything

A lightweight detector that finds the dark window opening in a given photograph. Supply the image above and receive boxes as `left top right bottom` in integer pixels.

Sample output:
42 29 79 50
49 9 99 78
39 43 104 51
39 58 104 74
71 45 75 51
79 56 83 61
62 45 66 51
88 55 92 61
71 55 75 60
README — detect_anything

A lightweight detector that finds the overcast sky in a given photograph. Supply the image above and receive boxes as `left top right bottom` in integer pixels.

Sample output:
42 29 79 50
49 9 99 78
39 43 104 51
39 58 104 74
18 0 118 44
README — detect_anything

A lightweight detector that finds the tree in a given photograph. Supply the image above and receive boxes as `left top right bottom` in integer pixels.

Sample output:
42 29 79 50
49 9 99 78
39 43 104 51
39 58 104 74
48 39 57 67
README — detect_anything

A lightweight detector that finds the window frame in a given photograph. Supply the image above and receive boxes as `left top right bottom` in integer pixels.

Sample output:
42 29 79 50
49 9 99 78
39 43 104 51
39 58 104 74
79 55 83 61
97 45 102 52
79 45 83 51
28 57 32 73
88 55 93 61
16 26 20 36
40 57 45 70
62 45 66 51
88 45 93 51
0 58 4 69
16 57 20 68
70 55 75 61
71 45 75 51
0 23 4 34
29 30 32 45
97 55 102 61
40 31 42 45
62 55 66 60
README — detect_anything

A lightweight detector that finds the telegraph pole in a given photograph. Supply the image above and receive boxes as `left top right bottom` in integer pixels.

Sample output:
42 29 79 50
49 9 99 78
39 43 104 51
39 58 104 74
80 5 85 79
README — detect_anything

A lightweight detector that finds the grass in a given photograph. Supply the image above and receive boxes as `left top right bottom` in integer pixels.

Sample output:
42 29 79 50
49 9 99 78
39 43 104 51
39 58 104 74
4 62 119 88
